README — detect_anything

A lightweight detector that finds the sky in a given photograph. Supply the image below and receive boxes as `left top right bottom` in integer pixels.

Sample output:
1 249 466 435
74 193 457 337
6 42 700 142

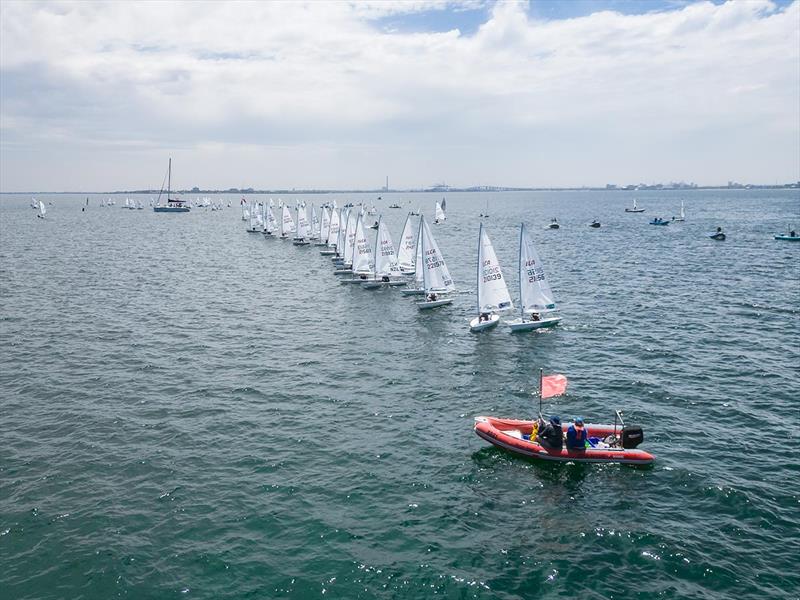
1 0 798 192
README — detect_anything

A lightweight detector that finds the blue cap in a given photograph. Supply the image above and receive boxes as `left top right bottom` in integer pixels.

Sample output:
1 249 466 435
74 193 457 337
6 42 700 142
574 416 584 425
550 415 561 425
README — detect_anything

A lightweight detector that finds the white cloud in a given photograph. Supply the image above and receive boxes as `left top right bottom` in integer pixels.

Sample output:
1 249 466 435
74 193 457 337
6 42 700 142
1 0 798 190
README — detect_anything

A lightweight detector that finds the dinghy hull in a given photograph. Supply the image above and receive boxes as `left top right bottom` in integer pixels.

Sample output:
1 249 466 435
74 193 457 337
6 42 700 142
508 316 561 332
469 314 500 331
774 235 799 241
474 417 654 465
401 288 426 296
416 298 453 310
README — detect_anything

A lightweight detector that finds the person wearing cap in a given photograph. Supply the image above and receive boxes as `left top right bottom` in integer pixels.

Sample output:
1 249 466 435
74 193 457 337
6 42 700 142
566 417 588 450
536 415 563 450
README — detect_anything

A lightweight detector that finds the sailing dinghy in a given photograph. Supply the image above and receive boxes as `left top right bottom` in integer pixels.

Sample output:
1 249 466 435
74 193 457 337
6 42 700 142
293 204 310 245
340 213 374 284
401 218 426 296
315 207 330 246
362 217 405 288
434 200 446 224
416 215 456 309
397 214 417 275
507 223 561 331
469 224 513 331
263 203 278 236
320 208 339 255
672 201 685 222
37 200 46 219
280 204 295 239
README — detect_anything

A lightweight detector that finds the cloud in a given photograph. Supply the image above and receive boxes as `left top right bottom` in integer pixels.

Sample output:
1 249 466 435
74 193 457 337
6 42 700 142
1 0 798 190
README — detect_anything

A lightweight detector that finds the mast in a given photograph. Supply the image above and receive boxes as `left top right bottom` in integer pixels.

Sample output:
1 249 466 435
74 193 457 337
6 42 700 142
519 223 524 319
373 216 381 279
167 158 171 201
422 216 428 293
538 368 543 416
476 222 482 317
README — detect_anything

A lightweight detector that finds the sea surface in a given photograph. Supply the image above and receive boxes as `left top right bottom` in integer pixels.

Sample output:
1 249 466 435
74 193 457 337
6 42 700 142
1 189 799 599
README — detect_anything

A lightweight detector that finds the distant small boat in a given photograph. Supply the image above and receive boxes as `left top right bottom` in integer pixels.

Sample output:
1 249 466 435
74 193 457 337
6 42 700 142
589 219 600 228
709 227 726 241
369 221 379 230
775 228 799 241
37 200 46 219
672 201 685 222
546 218 559 230
434 200 446 224
389 203 401 209
625 199 645 213
479 198 490 218
153 159 190 213
649 218 669 226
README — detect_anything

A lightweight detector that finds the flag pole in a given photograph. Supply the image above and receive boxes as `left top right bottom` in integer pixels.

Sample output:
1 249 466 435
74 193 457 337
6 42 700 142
538 368 543 417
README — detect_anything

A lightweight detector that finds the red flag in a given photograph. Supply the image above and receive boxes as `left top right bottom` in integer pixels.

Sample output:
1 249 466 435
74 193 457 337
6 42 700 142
541 374 568 399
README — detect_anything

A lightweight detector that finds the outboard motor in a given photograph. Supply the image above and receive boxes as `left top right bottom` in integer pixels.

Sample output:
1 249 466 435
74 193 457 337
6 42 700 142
621 426 644 449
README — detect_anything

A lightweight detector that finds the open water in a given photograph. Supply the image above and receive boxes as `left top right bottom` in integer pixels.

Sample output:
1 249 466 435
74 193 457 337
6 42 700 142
1 189 799 599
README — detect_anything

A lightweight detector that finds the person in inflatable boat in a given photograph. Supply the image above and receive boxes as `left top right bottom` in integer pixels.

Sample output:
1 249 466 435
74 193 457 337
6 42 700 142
537 415 564 450
566 417 588 450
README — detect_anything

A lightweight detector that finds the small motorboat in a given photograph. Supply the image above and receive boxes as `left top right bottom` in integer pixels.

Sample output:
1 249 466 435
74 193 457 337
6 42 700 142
389 203 401 209
709 227 726 241
775 229 799 241
649 217 669 226
474 414 654 465
589 219 601 228
546 218 560 229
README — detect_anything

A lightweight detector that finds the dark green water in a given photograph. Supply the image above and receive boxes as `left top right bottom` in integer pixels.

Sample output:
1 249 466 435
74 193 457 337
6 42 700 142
1 190 798 599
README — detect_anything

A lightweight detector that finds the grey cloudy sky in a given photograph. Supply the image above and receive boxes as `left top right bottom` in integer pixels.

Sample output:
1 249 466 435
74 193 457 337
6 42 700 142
1 0 798 191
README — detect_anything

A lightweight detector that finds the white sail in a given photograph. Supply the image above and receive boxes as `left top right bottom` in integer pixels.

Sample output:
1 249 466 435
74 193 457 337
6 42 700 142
397 214 417 272
336 209 349 255
518 223 556 315
266 205 277 233
375 218 402 277
476 223 513 313
328 208 340 246
310 204 320 239
413 219 424 286
351 213 374 275
281 204 295 237
343 210 358 265
320 206 331 242
241 201 249 220
249 204 260 229
420 216 455 292
38 200 46 217
680 201 685 219
295 205 308 238
435 201 446 222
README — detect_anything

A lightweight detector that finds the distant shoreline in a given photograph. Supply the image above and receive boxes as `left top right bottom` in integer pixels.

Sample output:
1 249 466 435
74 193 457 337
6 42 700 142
2 184 798 195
